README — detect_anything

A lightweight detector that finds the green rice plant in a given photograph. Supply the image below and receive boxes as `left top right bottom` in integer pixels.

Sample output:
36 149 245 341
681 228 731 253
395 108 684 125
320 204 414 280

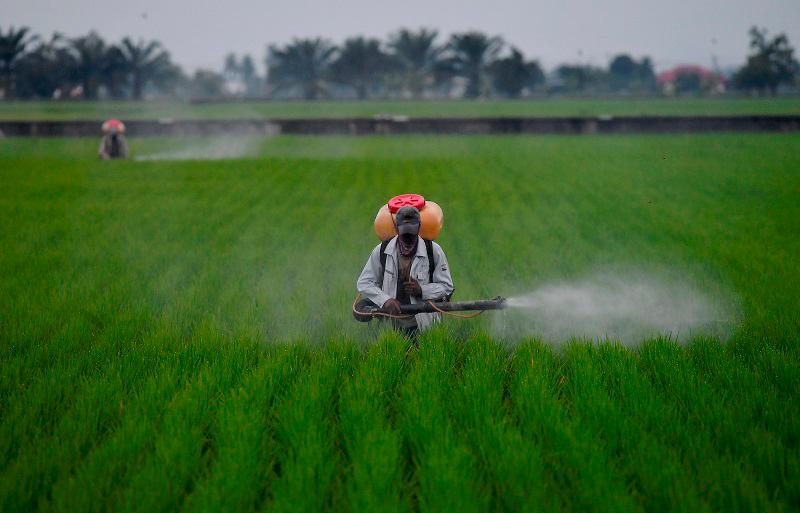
562 342 709 512
113 329 256 513
1 332 172 512
510 341 641 512
46 337 217 513
268 342 357 513
398 332 488 513
636 340 778 512
0 133 798 511
338 335 409 513
685 339 799 506
449 335 552 512
182 345 308 512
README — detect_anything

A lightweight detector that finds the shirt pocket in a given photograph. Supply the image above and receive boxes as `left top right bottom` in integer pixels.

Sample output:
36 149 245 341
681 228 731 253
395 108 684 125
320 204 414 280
415 262 430 283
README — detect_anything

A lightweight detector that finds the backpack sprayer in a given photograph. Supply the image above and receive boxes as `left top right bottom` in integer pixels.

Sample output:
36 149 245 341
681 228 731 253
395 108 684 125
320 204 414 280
353 194 508 323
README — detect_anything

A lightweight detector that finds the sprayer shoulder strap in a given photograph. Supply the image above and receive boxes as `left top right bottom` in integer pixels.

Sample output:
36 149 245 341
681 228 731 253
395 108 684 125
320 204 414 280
378 240 390 289
377 239 435 288
424 239 435 284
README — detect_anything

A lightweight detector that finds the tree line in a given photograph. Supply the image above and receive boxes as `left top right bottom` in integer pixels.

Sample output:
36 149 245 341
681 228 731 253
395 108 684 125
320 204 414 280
0 26 796 100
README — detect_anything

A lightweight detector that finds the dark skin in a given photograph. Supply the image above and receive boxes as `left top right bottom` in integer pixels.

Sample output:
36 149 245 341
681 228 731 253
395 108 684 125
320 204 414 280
383 282 422 314
383 298 402 315
404 279 422 297
399 231 424 298
383 231 424 314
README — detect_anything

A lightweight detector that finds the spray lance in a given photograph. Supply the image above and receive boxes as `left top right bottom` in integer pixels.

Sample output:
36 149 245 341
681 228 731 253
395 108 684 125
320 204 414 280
353 296 507 322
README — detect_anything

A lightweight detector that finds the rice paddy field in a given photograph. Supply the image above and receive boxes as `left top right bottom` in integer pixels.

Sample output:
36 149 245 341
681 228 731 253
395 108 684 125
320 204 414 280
1 133 799 512
0 96 799 120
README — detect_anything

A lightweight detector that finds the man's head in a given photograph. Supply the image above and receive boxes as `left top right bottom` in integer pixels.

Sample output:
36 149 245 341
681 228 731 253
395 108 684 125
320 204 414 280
395 206 421 246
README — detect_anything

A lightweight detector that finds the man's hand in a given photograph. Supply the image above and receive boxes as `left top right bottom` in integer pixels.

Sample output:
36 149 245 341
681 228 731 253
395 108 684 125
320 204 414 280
383 298 402 315
404 279 422 298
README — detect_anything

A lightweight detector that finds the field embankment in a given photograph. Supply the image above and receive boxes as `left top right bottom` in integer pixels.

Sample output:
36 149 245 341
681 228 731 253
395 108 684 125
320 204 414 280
3 115 800 137
0 96 799 120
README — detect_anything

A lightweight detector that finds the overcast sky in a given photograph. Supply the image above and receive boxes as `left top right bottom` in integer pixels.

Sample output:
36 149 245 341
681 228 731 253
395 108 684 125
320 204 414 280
5 0 799 73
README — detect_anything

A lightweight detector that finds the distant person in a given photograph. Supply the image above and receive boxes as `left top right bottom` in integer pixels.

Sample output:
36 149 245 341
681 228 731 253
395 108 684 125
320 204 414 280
356 205 454 343
98 119 129 160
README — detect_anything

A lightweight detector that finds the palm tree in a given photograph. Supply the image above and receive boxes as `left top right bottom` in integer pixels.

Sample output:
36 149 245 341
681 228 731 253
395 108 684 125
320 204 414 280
69 32 122 99
488 47 544 97
0 26 37 98
445 31 503 98
267 38 337 100
387 28 442 98
556 64 605 93
329 37 394 99
240 55 259 96
14 33 68 98
120 38 172 99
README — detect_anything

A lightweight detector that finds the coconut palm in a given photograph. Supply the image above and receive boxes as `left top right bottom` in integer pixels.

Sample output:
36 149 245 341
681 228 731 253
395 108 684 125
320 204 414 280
445 31 503 98
329 37 394 99
267 38 337 100
14 33 69 98
387 28 443 98
68 32 123 99
488 47 544 97
0 26 37 98
120 38 173 99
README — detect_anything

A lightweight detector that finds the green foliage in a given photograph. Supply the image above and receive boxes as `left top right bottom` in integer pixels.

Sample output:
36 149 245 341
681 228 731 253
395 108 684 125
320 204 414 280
224 53 261 97
735 27 799 95
555 64 607 93
488 47 544 98
608 54 656 93
0 134 798 511
443 32 504 98
387 28 443 99
0 26 36 98
267 38 337 100
119 38 177 100
190 69 226 98
67 31 122 100
329 37 396 99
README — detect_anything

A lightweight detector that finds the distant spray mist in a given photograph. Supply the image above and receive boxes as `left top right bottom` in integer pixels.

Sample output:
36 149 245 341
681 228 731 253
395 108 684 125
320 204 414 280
135 137 261 161
496 272 739 345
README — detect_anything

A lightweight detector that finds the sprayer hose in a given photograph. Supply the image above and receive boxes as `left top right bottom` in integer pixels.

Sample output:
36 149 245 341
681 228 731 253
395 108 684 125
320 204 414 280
425 300 485 319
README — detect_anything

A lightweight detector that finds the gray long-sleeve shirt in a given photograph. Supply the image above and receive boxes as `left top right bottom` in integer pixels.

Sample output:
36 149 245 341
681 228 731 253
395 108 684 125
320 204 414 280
98 133 129 160
356 236 455 331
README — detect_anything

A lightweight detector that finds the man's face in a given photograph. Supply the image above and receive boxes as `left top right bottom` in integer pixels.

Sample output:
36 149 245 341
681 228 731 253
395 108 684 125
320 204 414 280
395 206 421 247
399 231 418 245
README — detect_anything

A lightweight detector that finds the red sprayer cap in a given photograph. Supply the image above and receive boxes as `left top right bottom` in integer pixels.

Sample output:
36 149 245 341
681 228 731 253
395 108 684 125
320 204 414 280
102 118 126 133
387 194 425 213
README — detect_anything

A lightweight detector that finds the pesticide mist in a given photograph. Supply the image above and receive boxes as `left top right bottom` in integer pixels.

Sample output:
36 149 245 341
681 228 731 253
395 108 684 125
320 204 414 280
135 137 261 161
496 273 739 345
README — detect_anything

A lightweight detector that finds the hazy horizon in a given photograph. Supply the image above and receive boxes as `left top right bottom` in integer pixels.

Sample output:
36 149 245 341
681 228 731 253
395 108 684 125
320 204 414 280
5 0 800 74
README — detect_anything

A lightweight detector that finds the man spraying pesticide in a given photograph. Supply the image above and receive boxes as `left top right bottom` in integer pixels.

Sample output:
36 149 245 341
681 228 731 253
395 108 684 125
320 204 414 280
354 194 506 344
98 119 130 160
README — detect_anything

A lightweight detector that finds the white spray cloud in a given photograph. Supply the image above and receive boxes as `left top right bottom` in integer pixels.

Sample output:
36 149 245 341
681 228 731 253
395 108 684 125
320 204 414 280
135 137 261 161
495 272 739 345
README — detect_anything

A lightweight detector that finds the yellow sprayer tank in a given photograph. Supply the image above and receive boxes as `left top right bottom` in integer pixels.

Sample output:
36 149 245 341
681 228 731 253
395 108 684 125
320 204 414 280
374 194 443 241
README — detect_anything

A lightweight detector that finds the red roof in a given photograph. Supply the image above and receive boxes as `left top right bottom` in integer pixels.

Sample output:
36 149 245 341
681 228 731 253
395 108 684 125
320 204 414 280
657 65 719 84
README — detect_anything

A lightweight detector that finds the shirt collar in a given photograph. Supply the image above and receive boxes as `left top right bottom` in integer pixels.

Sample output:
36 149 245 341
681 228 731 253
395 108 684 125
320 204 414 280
384 236 425 258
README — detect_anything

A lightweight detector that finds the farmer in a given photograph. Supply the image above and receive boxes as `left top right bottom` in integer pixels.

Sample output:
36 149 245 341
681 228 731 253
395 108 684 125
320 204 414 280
98 119 129 160
356 205 454 341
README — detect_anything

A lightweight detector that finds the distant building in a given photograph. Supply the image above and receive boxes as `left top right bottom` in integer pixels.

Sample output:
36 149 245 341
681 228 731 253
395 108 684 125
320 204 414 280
657 65 725 95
